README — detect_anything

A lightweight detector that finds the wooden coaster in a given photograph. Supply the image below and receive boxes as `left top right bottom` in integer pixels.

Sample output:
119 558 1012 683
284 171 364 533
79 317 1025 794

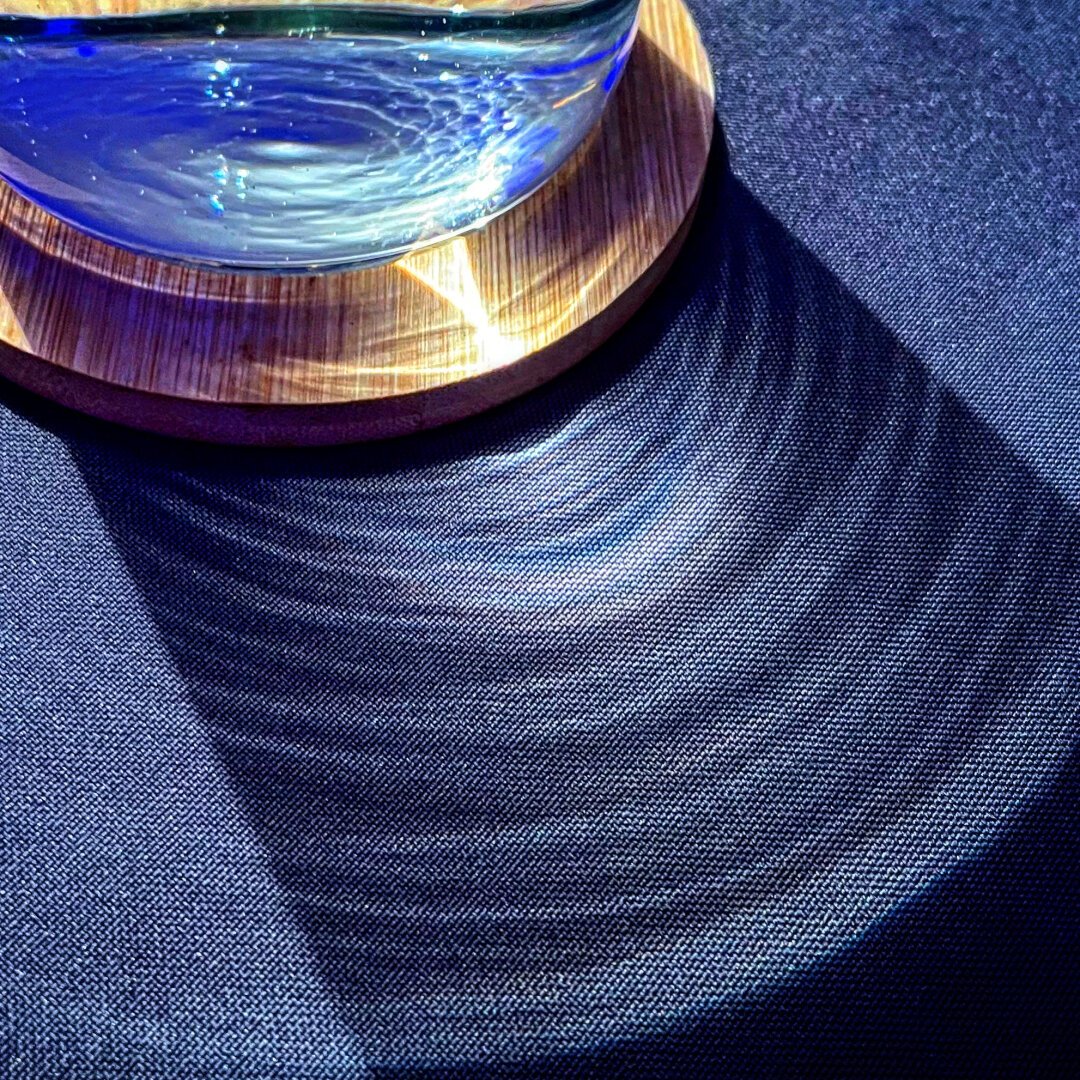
0 0 713 445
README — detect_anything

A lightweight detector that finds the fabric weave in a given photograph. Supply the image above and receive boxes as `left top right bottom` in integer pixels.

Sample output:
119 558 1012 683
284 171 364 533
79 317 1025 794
2 1 1078 1075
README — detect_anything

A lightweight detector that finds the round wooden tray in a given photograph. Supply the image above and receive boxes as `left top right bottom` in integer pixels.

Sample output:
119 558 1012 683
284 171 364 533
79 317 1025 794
0 0 713 445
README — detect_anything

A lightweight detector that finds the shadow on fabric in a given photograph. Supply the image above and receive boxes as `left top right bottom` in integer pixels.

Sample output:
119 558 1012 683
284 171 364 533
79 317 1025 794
16 129 1078 1075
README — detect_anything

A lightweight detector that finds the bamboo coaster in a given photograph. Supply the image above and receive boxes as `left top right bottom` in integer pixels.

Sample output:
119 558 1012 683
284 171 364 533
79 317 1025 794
0 0 714 444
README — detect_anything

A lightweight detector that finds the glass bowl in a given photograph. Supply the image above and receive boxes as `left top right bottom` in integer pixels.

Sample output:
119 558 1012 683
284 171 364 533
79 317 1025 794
0 0 640 271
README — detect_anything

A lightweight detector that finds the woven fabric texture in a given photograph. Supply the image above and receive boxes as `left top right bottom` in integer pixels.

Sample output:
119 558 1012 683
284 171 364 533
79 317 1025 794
2 0 1078 1076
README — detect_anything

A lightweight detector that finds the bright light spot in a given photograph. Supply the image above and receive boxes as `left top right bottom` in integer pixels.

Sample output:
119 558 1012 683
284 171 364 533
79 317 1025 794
398 238 525 369
463 163 505 205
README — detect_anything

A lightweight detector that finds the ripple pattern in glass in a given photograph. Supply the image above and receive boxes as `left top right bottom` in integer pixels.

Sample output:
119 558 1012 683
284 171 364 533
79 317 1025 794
0 0 639 269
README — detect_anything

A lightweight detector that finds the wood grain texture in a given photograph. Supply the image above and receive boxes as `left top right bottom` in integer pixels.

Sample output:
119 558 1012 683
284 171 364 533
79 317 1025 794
0 0 714 444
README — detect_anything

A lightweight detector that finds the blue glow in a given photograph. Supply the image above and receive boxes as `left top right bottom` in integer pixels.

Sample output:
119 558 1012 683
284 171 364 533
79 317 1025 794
528 28 631 77
42 17 78 36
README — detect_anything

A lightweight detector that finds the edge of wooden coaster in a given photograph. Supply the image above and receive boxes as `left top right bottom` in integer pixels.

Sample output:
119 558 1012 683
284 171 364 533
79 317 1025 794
0 0 714 445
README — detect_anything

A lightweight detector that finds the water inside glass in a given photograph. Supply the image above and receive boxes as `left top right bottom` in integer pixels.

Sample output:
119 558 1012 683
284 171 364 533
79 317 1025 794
0 0 640 271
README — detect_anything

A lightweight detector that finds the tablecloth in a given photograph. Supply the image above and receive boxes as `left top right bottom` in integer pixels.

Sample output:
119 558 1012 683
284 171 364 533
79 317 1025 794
2 1 1078 1075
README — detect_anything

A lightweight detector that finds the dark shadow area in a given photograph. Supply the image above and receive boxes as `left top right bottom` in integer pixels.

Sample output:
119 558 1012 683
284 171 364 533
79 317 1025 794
399 751 1080 1078
9 124 1076 1073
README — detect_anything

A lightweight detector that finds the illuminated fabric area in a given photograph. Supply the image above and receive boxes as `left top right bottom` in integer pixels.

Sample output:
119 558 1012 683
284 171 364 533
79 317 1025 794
1 0 1078 1074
